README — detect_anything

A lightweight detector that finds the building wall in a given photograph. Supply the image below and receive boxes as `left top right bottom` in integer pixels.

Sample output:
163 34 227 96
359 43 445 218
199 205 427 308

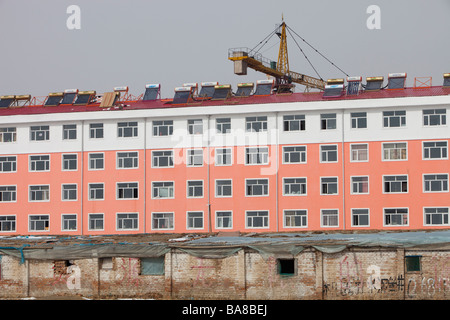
0 247 448 299
0 96 449 235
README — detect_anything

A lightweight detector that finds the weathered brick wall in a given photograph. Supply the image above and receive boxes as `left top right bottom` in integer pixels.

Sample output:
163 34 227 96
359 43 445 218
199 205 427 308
245 250 319 300
0 255 27 298
170 250 246 300
404 250 450 300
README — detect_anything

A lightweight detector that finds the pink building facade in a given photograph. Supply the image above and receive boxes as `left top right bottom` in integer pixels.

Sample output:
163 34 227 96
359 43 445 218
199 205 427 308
0 85 449 235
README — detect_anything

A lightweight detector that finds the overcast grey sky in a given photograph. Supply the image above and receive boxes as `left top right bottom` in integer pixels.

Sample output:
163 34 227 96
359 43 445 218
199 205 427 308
0 0 449 98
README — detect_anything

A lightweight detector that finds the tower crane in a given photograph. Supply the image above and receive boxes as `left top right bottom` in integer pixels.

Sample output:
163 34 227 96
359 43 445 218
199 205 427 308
228 18 346 92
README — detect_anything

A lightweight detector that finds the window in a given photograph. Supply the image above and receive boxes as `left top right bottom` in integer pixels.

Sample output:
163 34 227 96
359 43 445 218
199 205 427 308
423 141 448 159
284 210 307 228
152 181 174 199
350 144 368 162
153 120 173 136
187 180 203 198
0 186 16 202
246 116 267 132
246 211 269 228
0 127 16 142
117 122 138 138
351 176 369 194
29 155 50 171
405 256 421 272
61 214 77 231
117 152 138 169
283 114 305 131
320 145 338 162
29 215 49 231
140 257 165 275
187 212 203 229
89 183 104 200
216 211 232 229
215 148 232 166
423 109 446 126
216 118 231 134
351 209 370 227
424 207 449 226
245 147 269 165
117 213 138 230
152 150 174 168
62 124 77 140
283 178 306 196
320 113 336 130
277 259 296 276
89 153 104 170
0 156 16 172
62 184 77 201
321 209 339 227
62 154 77 171
29 185 50 201
88 213 104 230
321 177 338 195
187 149 203 167
216 180 232 197
117 182 138 199
152 212 174 230
30 125 50 141
384 175 408 193
383 142 407 160
384 208 408 226
283 146 306 164
383 111 406 127
100 258 113 270
89 123 103 139
351 112 367 129
424 174 448 192
187 119 203 135
246 179 269 196
0 216 16 232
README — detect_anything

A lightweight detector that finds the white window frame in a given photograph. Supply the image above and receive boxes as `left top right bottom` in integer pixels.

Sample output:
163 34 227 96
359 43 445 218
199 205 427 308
351 208 370 227
62 153 78 171
382 142 408 161
187 180 204 198
215 179 232 198
245 178 269 197
245 147 269 165
0 127 17 143
283 209 308 228
152 120 173 137
29 154 50 172
88 183 104 201
88 213 104 231
0 185 17 202
245 210 269 229
61 183 77 201
282 145 307 164
350 112 367 129
151 150 174 168
116 212 139 231
88 153 104 170
320 113 336 130
0 215 17 232
215 211 233 229
152 181 175 199
382 110 406 128
61 214 77 231
383 175 408 194
62 124 77 140
423 174 449 193
215 148 232 166
423 141 448 160
186 211 204 230
0 156 17 173
116 182 139 200
245 116 268 133
320 209 339 227
423 207 449 226
383 208 409 227
283 114 305 132
29 185 50 202
423 109 446 127
320 145 338 163
320 177 338 195
28 214 50 232
187 149 204 167
187 119 203 135
350 176 369 194
117 121 138 138
89 123 104 139
30 125 50 141
283 178 307 196
350 143 368 162
216 118 231 134
151 212 174 230
116 151 139 169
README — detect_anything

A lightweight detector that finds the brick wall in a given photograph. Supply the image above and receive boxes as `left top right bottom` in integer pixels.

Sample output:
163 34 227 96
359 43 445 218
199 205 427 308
0 248 448 299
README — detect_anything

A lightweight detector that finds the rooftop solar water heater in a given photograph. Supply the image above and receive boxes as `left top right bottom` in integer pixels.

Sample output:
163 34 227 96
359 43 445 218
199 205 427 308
254 79 274 96
14 95 31 107
365 76 384 91
346 76 362 96
183 83 198 97
44 92 64 106
198 82 218 99
172 87 193 105
235 83 254 97
387 73 407 89
61 89 78 105
323 84 344 98
73 90 96 106
143 84 161 101
0 95 15 108
212 84 232 100
100 92 120 108
443 74 450 87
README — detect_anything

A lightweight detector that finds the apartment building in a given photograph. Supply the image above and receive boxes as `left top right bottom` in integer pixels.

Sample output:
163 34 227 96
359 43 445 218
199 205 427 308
0 77 449 235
